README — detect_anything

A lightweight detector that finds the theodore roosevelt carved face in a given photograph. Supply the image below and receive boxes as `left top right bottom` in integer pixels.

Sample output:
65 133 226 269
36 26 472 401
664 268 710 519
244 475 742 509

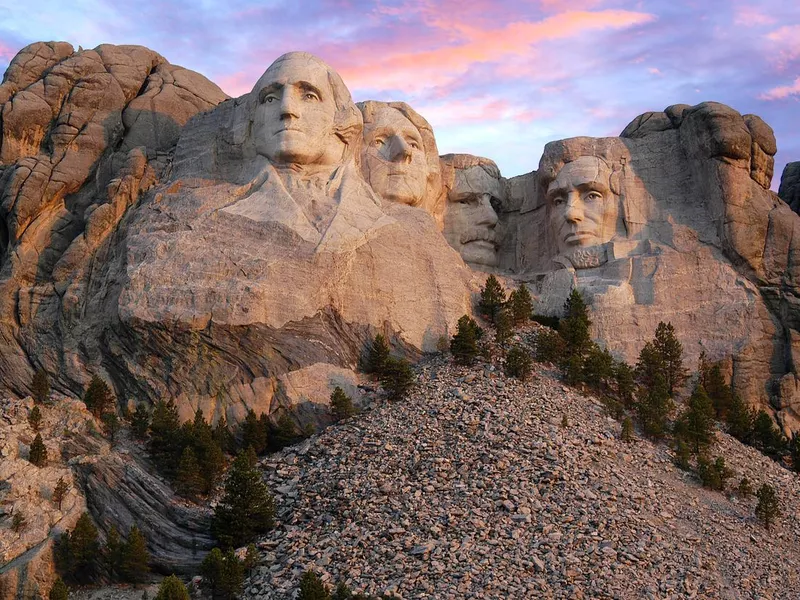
546 156 618 257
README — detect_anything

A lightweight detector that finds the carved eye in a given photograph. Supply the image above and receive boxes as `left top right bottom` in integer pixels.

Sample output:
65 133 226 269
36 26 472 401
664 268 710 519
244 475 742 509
373 138 385 147
408 139 421 150
264 94 278 104
552 197 565 206
304 91 320 101
585 191 603 202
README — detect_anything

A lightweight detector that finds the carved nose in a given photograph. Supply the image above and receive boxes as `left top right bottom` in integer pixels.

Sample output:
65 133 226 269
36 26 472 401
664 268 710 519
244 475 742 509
478 195 498 227
387 136 412 163
279 91 300 119
564 194 583 223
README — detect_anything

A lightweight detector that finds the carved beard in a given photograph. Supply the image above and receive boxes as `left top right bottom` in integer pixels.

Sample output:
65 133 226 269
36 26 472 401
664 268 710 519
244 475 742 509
562 245 608 269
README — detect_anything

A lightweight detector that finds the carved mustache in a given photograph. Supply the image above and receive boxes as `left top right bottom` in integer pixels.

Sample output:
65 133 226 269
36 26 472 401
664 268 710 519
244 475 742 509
460 227 497 245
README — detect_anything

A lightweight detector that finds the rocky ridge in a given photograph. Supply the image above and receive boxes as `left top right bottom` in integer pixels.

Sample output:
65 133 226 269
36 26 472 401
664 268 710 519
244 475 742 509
243 326 800 600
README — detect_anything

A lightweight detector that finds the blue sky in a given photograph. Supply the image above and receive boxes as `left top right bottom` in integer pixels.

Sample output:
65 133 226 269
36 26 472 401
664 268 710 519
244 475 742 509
0 0 797 186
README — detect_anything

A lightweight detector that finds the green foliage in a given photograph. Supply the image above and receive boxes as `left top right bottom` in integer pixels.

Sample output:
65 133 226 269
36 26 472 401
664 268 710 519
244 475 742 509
11 511 26 533
508 283 533 325
176 447 204 501
558 289 592 361
155 575 190 600
299 570 331 600
725 393 755 442
104 525 124 581
102 412 121 446
614 361 636 408
531 314 560 329
131 403 151 440
201 547 244 600
29 433 47 466
241 409 268 455
189 409 225 494
48 578 68 600
83 375 113 418
751 410 787 459
790 433 800 473
450 315 483 366
149 399 183 479
673 385 716 454
478 274 506 324
52 477 69 510
32 368 50 404
505 344 533 380
621 417 634 443
737 477 753 497
755 483 780 531
56 512 100 584
436 335 449 354
243 544 258 574
121 525 150 583
379 357 415 401
364 334 390 376
697 456 733 491
213 415 234 454
271 412 300 451
330 386 356 421
653 322 686 395
582 344 614 393
28 405 42 432
533 328 566 364
493 308 513 348
699 354 733 419
212 449 275 548
634 370 673 439
332 582 354 600
674 440 692 471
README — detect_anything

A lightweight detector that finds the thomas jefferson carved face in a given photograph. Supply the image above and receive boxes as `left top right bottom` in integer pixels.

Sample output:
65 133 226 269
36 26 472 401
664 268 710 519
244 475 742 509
444 164 502 267
547 156 618 257
251 54 345 167
360 105 429 206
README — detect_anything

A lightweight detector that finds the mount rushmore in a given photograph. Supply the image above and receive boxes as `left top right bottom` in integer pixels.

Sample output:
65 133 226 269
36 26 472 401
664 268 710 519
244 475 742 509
1 43 799 431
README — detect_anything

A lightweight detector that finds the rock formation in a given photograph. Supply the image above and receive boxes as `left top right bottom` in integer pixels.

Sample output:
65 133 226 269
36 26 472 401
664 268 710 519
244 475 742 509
780 161 800 214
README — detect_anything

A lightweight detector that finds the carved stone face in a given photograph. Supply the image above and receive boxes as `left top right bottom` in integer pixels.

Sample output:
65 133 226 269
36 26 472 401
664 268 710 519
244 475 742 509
361 105 429 206
546 156 618 256
251 54 344 167
444 165 502 267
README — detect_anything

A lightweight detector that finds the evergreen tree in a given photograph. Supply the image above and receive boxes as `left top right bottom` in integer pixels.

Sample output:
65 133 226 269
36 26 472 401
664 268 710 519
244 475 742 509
271 413 300 451
364 334 390 376
620 417 634 443
653 322 686 395
494 308 513 349
582 344 614 393
241 409 267 455
534 328 566 364
558 289 592 361
751 410 787 459
755 483 780 531
790 433 800 473
299 570 331 600
103 412 121 446
673 440 692 471
243 543 258 575
104 525 124 581
130 403 151 440
121 525 150 583
32 368 50 404
212 448 275 548
505 345 533 380
149 399 183 479
634 369 673 439
28 405 42 432
673 385 716 454
330 386 356 421
614 361 636 408
478 274 506 324
56 512 100 584
379 357 415 402
83 375 113 418
737 477 754 497
332 582 354 600
508 283 533 326
213 415 234 454
189 414 225 495
725 393 755 442
696 455 733 491
29 433 47 466
704 362 733 419
52 476 69 510
155 575 190 600
48 578 68 600
450 315 482 366
176 447 204 500
201 547 244 600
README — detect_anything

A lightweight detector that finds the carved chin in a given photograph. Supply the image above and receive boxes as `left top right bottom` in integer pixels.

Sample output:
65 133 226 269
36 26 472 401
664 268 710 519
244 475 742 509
562 245 608 269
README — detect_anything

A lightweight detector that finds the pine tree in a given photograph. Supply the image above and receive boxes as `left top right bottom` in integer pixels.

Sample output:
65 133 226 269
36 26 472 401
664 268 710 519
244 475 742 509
201 547 244 600
696 456 733 491
379 357 415 401
103 412 121 446
104 525 124 582
494 308 513 349
478 274 506 324
330 386 356 421
332 581 354 600
634 365 673 439
752 410 786 459
52 477 69 510
28 405 42 432
213 415 234 454
508 283 533 326
56 512 100 584
620 417 634 443
364 334 390 376
49 578 68 600
176 447 204 500
737 477 754 497
505 345 533 380
121 525 150 583
534 328 566 364
703 362 733 419
614 361 636 408
155 575 190 600
241 409 267 455
725 393 755 442
582 344 614 393
243 543 258 575
83 375 113 418
673 385 716 454
130 403 150 440
149 399 183 479
271 412 299 450
653 322 686 396
450 315 482 366
29 433 48 466
32 368 50 404
558 289 592 361
299 570 331 600
755 483 780 531
212 448 275 548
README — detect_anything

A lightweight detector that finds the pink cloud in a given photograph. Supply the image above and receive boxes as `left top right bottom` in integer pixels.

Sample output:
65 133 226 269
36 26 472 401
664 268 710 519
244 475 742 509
0 42 17 62
336 9 656 92
417 98 551 125
734 6 777 27
760 76 800 100
767 25 800 65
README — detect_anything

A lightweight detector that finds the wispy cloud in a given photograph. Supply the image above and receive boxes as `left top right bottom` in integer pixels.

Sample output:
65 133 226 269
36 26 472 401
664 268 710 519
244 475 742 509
760 76 800 100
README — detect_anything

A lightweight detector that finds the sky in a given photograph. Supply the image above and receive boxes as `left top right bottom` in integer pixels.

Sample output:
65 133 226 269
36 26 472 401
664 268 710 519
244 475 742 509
0 0 797 187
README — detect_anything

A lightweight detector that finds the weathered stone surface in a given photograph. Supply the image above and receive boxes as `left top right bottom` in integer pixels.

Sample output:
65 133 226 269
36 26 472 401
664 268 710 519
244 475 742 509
500 101 798 430
780 161 800 213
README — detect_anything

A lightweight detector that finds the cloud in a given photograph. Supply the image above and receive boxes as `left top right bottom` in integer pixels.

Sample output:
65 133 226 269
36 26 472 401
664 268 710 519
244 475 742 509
760 76 800 100
766 25 800 66
734 6 777 27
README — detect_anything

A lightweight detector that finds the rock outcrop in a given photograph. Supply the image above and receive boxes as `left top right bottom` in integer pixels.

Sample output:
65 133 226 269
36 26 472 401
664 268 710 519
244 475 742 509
780 161 800 214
